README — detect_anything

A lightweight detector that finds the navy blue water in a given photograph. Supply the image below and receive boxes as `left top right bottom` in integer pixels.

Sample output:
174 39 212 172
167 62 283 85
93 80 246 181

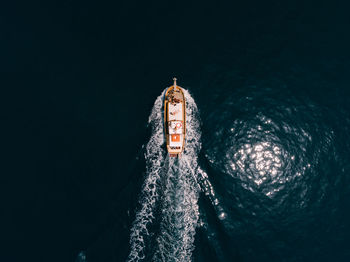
2 1 350 262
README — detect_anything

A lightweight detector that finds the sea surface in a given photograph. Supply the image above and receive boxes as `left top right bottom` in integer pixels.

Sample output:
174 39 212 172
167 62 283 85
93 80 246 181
3 1 350 262
121 76 350 261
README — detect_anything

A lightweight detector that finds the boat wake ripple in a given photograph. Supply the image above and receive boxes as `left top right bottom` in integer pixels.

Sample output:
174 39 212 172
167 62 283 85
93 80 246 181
127 89 203 262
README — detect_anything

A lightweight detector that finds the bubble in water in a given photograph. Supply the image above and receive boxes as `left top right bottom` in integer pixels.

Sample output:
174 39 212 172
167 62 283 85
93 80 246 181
218 212 227 220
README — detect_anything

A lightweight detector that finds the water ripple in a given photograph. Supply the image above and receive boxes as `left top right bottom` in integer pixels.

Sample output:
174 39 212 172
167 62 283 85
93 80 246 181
201 85 342 261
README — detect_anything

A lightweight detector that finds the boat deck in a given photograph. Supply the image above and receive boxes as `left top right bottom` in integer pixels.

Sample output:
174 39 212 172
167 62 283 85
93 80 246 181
168 102 183 121
164 79 186 157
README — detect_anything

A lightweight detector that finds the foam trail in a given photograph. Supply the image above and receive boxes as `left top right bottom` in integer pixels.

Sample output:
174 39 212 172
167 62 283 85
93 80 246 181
153 89 201 261
127 88 223 261
127 92 166 262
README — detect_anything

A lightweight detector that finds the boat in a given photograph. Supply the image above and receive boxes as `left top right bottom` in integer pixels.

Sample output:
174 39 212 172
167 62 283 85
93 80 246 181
164 78 186 157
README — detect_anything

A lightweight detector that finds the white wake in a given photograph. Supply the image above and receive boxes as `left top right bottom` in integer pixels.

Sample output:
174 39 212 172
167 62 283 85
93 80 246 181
127 91 166 261
152 90 201 262
127 88 202 262
127 87 225 261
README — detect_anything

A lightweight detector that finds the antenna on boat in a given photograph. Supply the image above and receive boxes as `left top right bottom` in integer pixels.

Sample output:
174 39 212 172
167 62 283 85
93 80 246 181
173 77 177 87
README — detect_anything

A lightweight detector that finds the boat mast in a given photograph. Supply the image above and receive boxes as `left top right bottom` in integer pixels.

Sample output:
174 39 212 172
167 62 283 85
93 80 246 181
173 77 177 87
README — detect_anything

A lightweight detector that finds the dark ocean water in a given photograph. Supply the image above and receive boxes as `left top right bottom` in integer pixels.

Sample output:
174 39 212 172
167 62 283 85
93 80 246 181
121 72 350 262
2 1 350 262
